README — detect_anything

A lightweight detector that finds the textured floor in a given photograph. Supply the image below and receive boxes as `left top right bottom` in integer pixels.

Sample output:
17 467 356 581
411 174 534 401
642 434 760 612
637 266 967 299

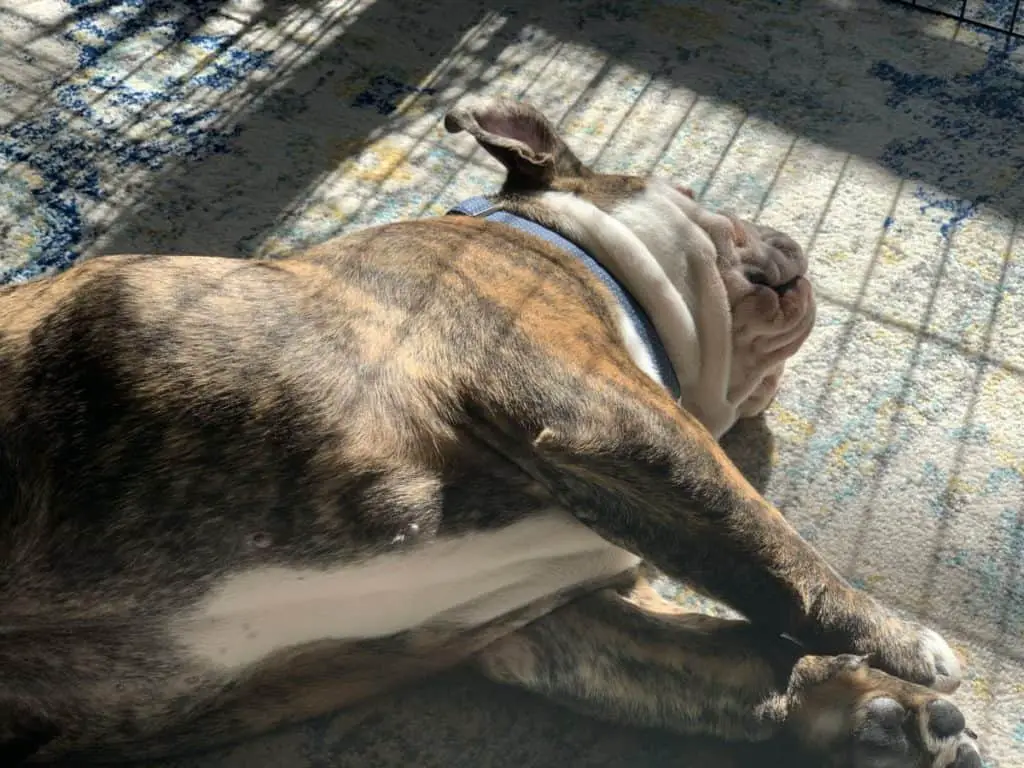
1 1 1022 766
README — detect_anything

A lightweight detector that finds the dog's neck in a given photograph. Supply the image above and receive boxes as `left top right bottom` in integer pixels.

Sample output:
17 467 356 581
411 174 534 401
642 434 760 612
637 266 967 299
455 183 740 438
446 196 682 402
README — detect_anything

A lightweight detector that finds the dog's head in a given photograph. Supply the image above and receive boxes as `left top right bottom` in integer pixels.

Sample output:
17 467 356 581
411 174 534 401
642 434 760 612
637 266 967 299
445 97 815 437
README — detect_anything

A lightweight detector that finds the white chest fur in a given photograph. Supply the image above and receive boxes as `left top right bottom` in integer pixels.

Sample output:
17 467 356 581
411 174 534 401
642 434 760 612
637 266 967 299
175 511 640 670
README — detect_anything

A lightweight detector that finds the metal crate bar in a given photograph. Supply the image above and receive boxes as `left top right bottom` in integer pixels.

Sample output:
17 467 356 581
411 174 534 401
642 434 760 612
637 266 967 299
891 0 1023 40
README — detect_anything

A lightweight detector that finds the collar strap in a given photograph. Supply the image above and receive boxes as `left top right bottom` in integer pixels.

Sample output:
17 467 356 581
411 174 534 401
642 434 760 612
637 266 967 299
447 196 681 400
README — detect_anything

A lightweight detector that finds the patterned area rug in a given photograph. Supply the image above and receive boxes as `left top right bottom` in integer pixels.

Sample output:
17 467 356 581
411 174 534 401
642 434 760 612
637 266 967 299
2 1 1022 765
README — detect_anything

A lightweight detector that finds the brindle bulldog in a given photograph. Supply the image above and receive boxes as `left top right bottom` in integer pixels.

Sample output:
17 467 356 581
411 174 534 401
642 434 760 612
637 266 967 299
0 97 980 767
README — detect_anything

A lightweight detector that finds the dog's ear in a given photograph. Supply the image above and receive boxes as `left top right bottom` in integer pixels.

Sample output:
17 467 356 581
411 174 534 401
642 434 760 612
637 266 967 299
444 97 589 187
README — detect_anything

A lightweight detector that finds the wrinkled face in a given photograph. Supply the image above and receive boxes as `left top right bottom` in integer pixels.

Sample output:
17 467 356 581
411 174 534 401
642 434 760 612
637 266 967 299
444 96 816 425
676 187 816 417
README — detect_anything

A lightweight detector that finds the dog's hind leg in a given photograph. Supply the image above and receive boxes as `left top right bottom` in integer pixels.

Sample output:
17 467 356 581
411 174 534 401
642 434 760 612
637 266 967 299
474 580 980 768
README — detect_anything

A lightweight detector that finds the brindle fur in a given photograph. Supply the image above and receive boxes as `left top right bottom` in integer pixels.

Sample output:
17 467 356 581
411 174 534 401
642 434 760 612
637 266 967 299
0 98 978 768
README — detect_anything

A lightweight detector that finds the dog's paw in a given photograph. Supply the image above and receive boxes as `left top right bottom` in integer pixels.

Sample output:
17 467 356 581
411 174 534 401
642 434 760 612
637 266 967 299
849 695 980 768
857 619 963 694
815 589 965 692
788 655 980 768
915 627 963 693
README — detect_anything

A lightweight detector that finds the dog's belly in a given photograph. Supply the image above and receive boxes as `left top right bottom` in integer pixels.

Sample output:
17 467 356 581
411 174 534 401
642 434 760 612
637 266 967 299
176 511 640 671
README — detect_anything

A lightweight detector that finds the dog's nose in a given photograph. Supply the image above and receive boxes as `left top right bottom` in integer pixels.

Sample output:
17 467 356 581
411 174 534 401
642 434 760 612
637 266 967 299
755 225 808 276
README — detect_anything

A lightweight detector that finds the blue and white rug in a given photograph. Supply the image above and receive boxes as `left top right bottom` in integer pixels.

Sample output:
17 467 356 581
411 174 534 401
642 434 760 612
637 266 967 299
1 1 1021 765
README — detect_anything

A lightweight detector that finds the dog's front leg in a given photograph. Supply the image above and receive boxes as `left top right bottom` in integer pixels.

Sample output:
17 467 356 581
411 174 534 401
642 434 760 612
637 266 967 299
471 375 958 693
474 581 980 768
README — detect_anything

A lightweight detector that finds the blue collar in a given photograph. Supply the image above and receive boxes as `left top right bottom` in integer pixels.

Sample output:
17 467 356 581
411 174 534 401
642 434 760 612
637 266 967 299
447 197 681 400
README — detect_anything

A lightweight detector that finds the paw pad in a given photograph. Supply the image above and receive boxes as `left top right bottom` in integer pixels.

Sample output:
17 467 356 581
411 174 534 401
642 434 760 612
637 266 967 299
926 699 965 740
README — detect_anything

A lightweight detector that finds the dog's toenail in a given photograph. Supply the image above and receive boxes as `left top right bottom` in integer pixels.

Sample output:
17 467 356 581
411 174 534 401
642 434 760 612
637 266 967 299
926 699 965 739
955 741 982 768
